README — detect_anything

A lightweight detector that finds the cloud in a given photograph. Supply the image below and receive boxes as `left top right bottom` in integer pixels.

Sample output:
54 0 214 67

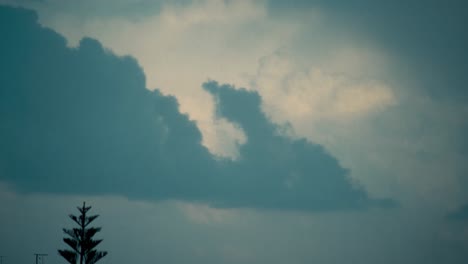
261 1 468 210
0 5 392 211
268 0 468 101
204 81 395 210
0 5 215 200
17 0 296 158
251 50 395 124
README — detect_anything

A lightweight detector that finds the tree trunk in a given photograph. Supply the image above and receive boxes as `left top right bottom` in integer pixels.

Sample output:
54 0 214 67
80 202 85 264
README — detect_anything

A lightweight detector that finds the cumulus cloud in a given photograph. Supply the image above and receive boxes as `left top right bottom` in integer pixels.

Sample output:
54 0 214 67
251 50 395 125
0 5 215 199
0 5 394 211
17 0 296 158
204 81 395 210
268 0 468 101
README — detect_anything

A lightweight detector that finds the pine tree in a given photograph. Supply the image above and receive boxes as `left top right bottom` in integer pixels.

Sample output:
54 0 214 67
59 202 108 264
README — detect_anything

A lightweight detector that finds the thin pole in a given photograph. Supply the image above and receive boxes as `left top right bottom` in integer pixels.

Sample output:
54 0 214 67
0 255 5 264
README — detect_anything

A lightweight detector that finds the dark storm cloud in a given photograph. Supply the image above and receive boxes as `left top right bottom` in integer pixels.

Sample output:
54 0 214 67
0 5 392 211
269 0 468 101
204 81 396 210
0 5 215 200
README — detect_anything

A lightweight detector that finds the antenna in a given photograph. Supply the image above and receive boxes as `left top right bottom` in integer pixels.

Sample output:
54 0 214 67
34 253 48 264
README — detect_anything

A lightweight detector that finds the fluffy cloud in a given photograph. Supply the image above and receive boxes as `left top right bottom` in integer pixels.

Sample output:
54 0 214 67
15 0 297 158
0 5 392 211
204 81 395 210
251 50 395 125
0 5 215 199
268 0 468 101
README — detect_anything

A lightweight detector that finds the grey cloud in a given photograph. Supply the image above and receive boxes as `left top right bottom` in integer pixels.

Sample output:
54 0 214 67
0 5 215 200
204 81 396 211
269 0 468 213
0 5 392 211
268 0 468 101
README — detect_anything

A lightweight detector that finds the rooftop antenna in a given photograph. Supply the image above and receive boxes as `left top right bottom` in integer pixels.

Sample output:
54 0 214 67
34 253 48 264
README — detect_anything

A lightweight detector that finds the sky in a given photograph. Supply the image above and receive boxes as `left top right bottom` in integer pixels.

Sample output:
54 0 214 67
0 0 467 263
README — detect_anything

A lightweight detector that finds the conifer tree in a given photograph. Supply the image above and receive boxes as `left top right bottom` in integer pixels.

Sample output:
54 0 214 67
59 202 107 264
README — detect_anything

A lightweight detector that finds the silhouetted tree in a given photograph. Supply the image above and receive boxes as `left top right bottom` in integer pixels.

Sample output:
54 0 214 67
59 202 107 264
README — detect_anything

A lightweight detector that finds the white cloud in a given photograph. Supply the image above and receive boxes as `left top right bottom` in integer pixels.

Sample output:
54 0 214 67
251 50 395 126
26 0 297 158
7 0 396 163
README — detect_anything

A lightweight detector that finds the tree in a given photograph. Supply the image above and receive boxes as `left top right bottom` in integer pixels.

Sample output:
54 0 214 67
59 202 108 264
